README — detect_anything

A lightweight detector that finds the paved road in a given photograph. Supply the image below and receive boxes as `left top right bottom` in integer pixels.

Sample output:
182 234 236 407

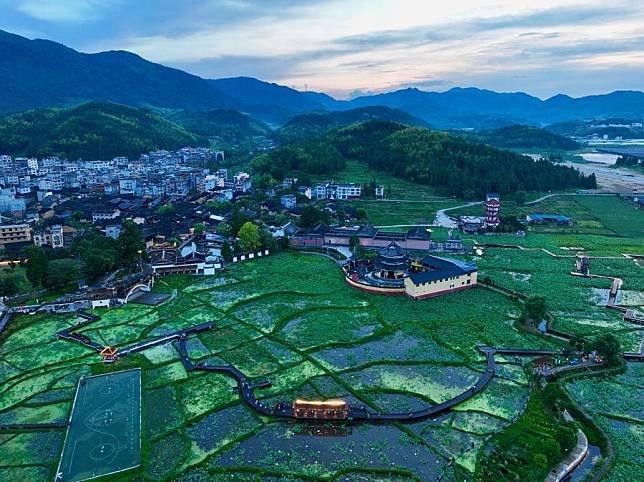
432 201 483 228
524 192 618 205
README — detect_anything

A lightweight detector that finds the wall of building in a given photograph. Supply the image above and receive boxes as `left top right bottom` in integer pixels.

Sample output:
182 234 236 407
344 276 406 295
404 271 477 299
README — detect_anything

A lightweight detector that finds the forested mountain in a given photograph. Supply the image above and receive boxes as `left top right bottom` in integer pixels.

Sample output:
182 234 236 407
546 118 644 139
2 29 644 129
167 109 271 142
454 125 580 150
252 121 596 197
0 29 231 115
208 77 336 125
0 102 206 159
273 106 429 144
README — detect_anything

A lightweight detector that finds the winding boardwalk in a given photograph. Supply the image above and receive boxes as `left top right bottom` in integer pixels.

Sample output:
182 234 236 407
178 340 506 422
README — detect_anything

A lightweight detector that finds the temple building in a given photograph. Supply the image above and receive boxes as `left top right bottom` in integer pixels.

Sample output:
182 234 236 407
404 255 478 299
373 242 410 280
344 242 477 299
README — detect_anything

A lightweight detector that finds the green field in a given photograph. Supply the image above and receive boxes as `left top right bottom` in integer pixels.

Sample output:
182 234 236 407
451 194 643 236
57 369 141 482
0 195 642 481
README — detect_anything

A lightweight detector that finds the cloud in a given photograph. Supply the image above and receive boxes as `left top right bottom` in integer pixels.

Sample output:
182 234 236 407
333 3 638 52
17 0 119 23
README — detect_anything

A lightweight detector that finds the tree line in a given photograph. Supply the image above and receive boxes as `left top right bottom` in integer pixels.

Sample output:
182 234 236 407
251 121 596 197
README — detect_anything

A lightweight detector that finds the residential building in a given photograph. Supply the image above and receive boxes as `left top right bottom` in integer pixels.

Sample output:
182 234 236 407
33 224 64 248
92 208 121 223
119 179 137 195
0 223 31 249
280 194 297 209
315 182 362 200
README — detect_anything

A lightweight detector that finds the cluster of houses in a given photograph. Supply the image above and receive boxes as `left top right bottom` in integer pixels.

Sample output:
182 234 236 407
0 150 254 252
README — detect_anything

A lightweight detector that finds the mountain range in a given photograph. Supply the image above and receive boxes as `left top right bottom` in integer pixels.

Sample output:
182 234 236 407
2 29 644 129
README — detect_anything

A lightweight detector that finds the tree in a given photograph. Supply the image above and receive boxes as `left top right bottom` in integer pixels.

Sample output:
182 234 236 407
221 241 233 262
349 235 360 258
0 275 22 296
193 223 206 235
521 295 548 323
216 222 232 236
155 203 175 216
82 252 114 281
300 205 328 228
238 222 261 252
592 333 621 366
259 227 277 252
44 258 81 289
514 191 527 204
20 245 48 287
118 220 145 270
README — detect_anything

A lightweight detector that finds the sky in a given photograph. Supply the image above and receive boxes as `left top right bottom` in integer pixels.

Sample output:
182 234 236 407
1 0 644 99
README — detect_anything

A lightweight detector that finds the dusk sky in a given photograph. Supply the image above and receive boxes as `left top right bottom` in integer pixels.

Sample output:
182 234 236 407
2 0 643 99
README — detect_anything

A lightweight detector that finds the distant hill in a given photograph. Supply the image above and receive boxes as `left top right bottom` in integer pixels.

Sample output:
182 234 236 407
273 106 429 144
0 29 230 115
346 87 644 129
3 29 644 130
252 121 596 196
545 118 644 139
454 125 580 150
0 102 206 159
167 109 271 142
209 77 337 125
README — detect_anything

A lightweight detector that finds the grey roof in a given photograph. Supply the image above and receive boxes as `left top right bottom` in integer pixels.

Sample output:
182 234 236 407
408 255 477 284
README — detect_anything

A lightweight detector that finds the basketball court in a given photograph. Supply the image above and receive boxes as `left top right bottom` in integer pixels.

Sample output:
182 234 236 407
56 369 141 482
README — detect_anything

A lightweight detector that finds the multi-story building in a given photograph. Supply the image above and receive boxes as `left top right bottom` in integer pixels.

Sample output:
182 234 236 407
119 179 137 195
484 193 501 228
92 208 121 223
280 194 297 209
33 224 64 248
0 223 31 249
315 182 362 200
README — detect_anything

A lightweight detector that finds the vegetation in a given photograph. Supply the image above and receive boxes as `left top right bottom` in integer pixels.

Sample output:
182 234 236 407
455 124 580 150
0 102 206 159
253 121 596 197
475 384 577 481
167 109 271 141
237 222 261 252
273 106 428 144
520 295 548 323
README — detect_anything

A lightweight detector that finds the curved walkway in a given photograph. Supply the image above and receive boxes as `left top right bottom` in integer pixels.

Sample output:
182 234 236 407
545 428 589 482
178 342 565 422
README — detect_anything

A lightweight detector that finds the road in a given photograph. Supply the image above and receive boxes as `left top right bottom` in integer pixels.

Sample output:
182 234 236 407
524 192 616 205
431 201 483 228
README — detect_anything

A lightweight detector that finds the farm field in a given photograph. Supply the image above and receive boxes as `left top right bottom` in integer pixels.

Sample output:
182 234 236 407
0 223 641 481
450 194 643 236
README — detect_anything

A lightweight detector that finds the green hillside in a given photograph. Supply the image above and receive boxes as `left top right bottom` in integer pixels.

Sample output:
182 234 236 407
252 120 596 197
0 102 207 160
454 124 579 150
273 106 429 144
167 109 271 142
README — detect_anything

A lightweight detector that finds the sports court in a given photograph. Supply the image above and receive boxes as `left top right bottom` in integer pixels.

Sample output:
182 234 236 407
56 369 141 482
